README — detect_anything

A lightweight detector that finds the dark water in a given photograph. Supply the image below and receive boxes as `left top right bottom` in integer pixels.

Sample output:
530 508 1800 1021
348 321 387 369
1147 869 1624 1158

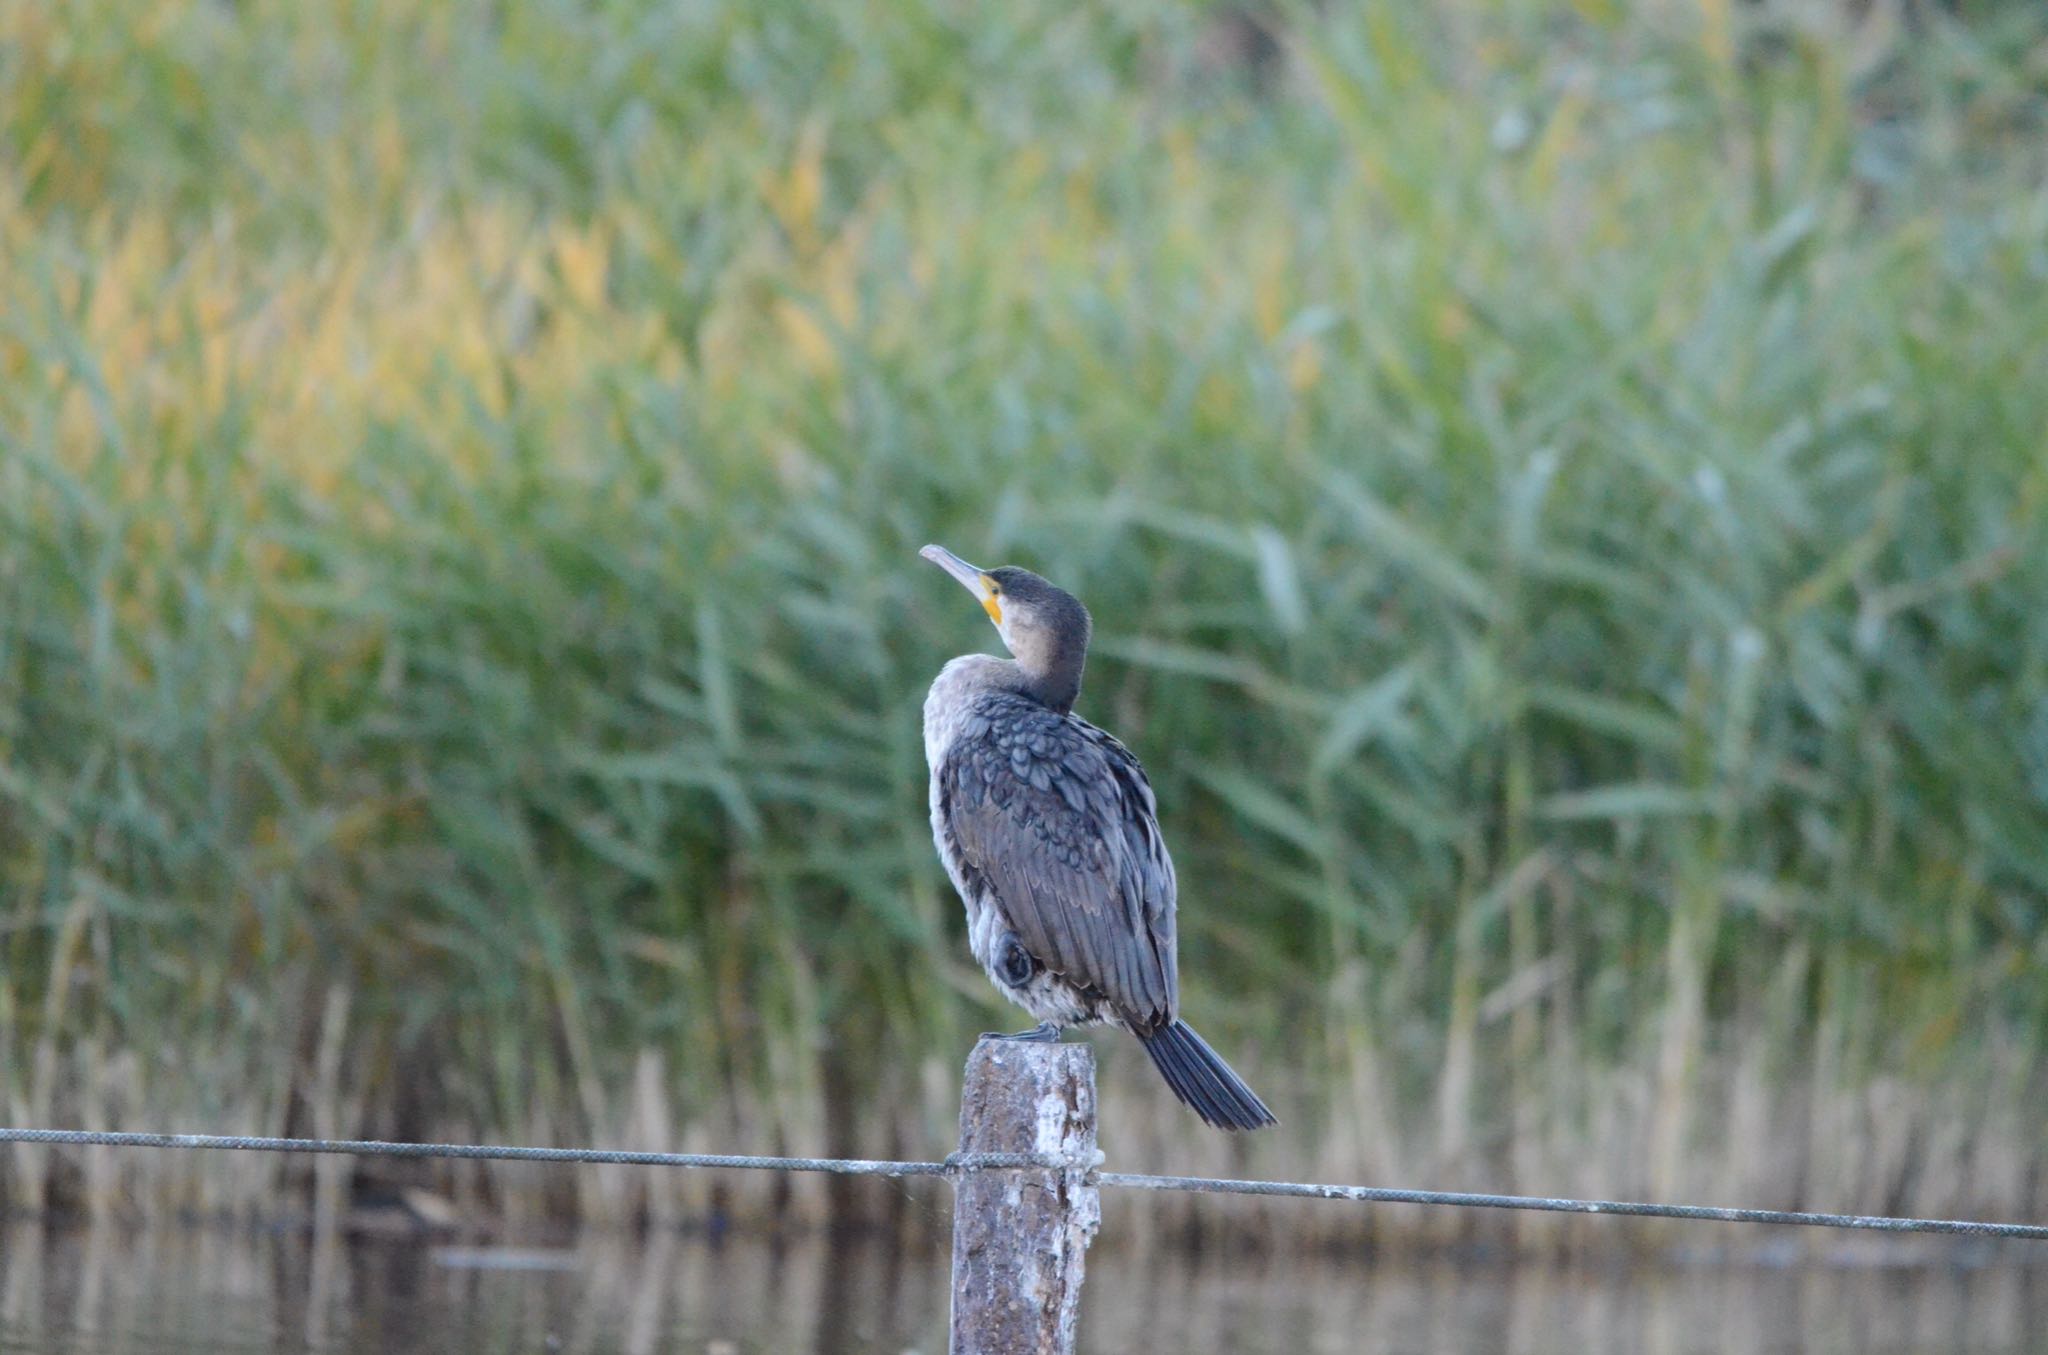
1 1220 2042 1354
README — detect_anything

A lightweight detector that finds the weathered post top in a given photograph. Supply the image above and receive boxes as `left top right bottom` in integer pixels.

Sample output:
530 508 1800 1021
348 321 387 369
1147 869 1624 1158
948 1039 1100 1355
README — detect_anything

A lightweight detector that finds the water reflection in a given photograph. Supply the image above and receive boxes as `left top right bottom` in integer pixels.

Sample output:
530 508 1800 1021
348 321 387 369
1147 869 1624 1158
0 1216 2039 1354
1084 1248 2043 1355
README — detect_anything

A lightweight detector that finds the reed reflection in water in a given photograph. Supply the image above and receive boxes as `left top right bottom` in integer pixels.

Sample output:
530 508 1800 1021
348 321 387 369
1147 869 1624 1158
0 1220 2040 1354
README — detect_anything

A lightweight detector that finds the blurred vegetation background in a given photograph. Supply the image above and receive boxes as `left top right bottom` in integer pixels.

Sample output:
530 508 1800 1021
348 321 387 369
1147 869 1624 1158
2 0 2045 1237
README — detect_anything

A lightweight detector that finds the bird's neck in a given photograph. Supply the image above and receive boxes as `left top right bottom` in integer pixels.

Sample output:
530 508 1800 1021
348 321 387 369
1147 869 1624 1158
999 620 1089 715
1018 668 1080 714
940 651 1084 716
1012 649 1085 716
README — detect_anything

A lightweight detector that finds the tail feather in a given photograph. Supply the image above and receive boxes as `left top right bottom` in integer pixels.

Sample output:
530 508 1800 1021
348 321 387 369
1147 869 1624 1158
1138 1020 1277 1131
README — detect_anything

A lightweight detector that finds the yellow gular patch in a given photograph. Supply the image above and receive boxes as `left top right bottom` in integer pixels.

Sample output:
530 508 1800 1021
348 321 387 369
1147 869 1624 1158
979 580 1002 624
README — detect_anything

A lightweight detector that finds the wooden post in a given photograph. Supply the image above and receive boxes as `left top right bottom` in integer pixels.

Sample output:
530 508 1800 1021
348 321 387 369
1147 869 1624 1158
948 1039 1100 1355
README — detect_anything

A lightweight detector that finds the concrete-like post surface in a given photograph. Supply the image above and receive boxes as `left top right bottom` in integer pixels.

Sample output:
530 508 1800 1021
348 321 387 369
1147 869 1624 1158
947 1039 1100 1355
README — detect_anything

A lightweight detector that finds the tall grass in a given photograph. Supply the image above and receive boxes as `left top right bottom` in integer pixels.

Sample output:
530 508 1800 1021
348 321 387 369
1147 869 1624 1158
2 0 2046 1234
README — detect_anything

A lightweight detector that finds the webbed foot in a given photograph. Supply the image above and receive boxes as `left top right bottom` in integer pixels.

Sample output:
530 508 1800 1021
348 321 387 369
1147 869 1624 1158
978 1021 1062 1044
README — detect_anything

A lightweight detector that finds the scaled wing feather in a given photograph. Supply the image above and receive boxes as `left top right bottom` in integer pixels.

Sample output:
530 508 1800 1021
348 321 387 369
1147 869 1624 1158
942 697 1177 1026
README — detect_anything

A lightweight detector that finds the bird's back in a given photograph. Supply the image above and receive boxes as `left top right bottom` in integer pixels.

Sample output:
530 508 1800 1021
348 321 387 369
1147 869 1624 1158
929 680 1179 1031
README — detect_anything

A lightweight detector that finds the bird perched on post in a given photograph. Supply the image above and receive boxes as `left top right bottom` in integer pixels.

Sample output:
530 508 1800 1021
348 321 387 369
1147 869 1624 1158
919 544 1276 1131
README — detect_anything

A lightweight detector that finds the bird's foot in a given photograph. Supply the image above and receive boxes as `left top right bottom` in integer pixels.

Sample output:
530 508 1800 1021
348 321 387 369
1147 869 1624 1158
978 1022 1062 1044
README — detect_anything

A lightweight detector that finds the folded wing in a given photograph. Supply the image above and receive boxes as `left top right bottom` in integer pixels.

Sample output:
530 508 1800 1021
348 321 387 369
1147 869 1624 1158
940 697 1177 1029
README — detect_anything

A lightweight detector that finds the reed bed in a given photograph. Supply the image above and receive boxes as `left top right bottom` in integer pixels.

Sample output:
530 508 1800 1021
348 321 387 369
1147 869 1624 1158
1 0 2045 1237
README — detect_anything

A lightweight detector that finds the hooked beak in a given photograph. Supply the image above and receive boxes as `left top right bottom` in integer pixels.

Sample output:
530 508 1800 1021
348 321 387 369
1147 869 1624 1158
920 544 1002 625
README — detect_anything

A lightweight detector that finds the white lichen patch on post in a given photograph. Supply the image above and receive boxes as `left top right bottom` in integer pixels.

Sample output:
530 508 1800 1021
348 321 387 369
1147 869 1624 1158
948 1040 1100 1355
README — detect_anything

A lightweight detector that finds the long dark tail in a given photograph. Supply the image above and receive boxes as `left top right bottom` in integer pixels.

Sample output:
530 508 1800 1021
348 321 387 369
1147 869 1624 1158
1138 1020 1277 1131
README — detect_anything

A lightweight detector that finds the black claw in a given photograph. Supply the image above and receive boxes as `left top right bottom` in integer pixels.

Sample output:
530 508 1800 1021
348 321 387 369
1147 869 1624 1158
979 1022 1061 1044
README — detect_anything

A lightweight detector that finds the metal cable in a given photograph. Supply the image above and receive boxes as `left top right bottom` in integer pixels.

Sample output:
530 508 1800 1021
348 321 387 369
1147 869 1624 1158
4 1127 2045 1240
0 1129 1049 1178
1095 1172 2048 1240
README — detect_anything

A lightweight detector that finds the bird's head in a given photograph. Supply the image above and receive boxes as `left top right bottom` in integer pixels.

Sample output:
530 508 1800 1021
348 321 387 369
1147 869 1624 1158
920 544 1091 710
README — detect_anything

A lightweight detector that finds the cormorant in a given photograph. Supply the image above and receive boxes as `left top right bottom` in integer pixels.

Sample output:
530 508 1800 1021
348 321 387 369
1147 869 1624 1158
919 544 1277 1131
